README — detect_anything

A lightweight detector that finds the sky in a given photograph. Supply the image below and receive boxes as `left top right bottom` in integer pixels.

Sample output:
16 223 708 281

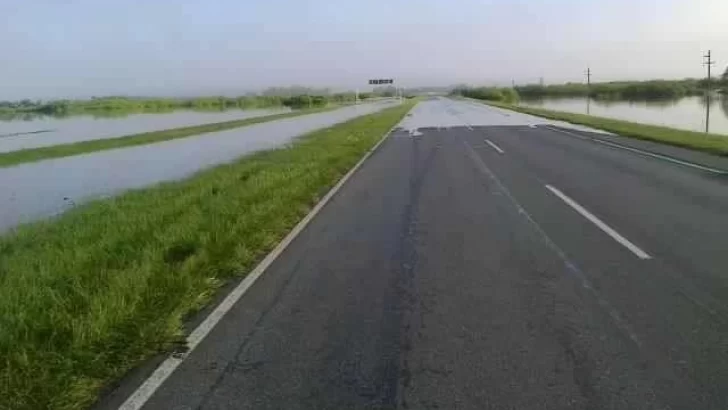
1 0 727 100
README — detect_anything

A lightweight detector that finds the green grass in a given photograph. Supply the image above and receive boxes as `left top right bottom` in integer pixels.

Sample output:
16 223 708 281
0 107 337 168
0 101 416 410
484 101 728 156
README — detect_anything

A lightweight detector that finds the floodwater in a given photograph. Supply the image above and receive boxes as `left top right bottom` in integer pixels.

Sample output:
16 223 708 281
0 108 290 153
0 100 397 232
520 95 728 135
401 97 611 135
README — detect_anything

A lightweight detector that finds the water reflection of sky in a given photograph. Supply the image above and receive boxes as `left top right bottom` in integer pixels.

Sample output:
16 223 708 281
521 96 728 135
0 101 395 232
0 108 290 153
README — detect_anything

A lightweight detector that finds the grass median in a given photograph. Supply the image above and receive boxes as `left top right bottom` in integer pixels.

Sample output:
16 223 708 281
484 101 728 156
0 100 415 410
0 106 337 168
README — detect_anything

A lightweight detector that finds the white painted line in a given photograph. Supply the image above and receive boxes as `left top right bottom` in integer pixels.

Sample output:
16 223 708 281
542 125 591 141
544 126 726 175
117 104 418 410
485 139 505 154
463 142 643 348
545 185 651 260
591 138 726 174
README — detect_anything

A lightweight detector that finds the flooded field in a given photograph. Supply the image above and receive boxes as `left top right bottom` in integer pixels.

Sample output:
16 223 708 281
0 108 290 153
520 96 728 135
0 101 396 232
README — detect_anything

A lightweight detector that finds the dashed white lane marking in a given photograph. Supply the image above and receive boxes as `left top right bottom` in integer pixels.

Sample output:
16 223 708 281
485 139 505 154
462 141 643 348
545 185 651 260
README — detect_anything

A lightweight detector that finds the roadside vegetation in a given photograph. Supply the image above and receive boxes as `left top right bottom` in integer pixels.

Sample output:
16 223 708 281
516 76 728 101
453 71 728 104
0 100 416 410
451 86 519 103
0 106 338 168
0 89 376 118
485 101 728 156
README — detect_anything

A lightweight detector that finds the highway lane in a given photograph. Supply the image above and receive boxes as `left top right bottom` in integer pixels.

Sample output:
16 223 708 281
105 97 728 409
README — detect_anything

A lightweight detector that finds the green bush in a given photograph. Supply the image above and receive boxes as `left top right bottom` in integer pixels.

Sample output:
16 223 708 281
452 86 520 103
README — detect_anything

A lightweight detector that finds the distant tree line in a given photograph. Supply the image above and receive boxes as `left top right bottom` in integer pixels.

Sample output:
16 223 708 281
451 86 519 103
516 76 728 101
0 88 389 116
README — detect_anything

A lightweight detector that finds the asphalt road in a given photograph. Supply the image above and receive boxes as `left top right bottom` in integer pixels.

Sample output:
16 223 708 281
110 97 728 409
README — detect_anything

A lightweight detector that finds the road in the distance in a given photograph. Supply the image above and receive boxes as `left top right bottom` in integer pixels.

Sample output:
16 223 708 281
109 97 728 409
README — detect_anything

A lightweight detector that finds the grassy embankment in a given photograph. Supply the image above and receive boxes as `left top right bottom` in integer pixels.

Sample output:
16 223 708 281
485 100 728 156
0 100 416 410
0 106 338 168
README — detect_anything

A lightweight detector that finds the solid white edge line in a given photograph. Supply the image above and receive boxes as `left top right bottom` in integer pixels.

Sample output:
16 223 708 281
590 138 726 174
543 125 726 175
545 185 651 260
117 101 416 410
485 139 505 154
542 125 591 141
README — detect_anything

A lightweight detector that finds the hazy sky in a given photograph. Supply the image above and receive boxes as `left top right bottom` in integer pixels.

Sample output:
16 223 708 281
2 0 727 99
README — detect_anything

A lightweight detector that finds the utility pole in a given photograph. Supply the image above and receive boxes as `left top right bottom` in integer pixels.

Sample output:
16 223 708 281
586 67 592 87
585 67 592 115
704 50 716 91
703 50 716 133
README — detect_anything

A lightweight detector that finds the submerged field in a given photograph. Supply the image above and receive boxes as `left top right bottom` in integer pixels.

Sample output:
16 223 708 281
484 101 728 156
0 106 335 168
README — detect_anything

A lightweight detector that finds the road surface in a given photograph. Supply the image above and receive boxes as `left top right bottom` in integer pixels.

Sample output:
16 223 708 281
106 97 728 409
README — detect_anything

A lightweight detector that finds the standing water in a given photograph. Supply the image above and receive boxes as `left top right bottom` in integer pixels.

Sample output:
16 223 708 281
520 96 728 135
0 108 290 153
0 101 397 232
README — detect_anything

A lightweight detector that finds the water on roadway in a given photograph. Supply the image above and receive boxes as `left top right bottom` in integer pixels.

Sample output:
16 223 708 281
400 97 611 134
0 100 396 232
0 108 291 153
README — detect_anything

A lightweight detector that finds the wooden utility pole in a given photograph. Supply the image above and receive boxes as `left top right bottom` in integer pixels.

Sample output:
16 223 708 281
586 67 592 87
704 51 716 133
704 50 716 90
585 67 592 115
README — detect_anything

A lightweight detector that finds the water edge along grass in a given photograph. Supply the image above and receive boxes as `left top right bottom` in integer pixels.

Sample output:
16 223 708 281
0 106 338 168
484 101 728 156
0 101 416 410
